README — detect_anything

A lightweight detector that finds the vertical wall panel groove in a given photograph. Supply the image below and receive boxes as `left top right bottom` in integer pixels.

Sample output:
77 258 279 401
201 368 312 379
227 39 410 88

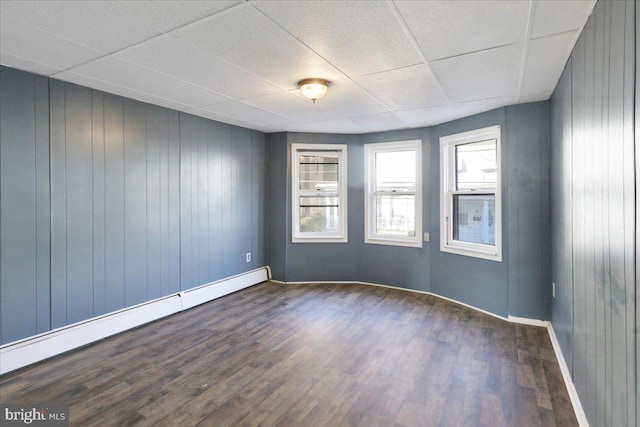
0 67 50 342
1 68 265 344
50 79 67 329
178 114 262 290
550 1 636 425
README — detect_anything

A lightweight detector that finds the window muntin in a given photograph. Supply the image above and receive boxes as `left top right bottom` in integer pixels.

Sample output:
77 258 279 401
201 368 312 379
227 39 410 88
440 126 501 261
365 141 422 247
292 144 347 242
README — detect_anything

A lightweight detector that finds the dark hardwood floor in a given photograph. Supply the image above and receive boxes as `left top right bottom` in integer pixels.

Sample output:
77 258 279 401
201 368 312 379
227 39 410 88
0 282 576 426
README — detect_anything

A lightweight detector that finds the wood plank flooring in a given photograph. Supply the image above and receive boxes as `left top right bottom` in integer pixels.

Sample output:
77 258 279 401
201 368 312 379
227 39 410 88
0 282 577 426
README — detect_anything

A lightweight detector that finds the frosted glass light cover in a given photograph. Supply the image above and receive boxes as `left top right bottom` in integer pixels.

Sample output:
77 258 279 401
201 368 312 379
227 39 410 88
298 78 329 103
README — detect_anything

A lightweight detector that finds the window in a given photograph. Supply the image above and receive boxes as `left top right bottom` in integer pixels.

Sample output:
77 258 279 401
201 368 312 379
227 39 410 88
365 140 422 247
440 125 501 261
292 144 347 243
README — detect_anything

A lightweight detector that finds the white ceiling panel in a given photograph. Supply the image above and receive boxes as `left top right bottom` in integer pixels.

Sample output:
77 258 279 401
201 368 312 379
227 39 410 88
518 90 554 105
109 1 242 33
0 18 103 74
186 108 275 133
114 35 280 100
0 52 62 76
285 118 364 134
431 44 525 103
253 1 421 78
53 71 192 113
531 1 596 39
242 91 337 123
171 4 346 90
453 96 517 118
0 0 594 134
395 105 457 128
0 1 160 54
521 31 576 95
395 0 530 61
200 101 296 129
354 64 448 110
349 112 407 133
312 80 389 117
58 56 231 107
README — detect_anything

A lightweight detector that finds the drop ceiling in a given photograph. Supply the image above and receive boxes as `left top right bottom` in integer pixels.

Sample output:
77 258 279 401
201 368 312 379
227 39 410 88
0 0 596 134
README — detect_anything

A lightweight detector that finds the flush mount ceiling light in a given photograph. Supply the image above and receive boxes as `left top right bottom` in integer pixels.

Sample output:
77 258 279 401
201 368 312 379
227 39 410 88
298 78 330 104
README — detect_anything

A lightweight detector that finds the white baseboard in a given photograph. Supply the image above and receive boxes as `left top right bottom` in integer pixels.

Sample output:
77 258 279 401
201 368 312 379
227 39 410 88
547 324 589 427
282 279 510 322
0 267 269 375
507 315 550 327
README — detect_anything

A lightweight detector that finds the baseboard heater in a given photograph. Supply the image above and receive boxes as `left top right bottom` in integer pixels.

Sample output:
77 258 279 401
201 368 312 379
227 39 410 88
0 267 269 375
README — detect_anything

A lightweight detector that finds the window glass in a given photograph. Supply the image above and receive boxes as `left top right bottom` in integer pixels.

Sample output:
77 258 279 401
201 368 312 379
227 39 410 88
452 194 495 245
375 194 415 236
376 151 416 191
440 126 501 261
375 150 416 237
292 145 347 242
455 139 496 190
365 141 422 247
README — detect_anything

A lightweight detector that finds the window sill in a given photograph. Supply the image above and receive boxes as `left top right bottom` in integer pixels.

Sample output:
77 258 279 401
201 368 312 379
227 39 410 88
440 244 502 262
365 237 422 248
292 237 348 244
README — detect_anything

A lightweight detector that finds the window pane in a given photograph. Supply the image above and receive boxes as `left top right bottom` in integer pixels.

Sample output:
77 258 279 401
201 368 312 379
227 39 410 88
376 151 416 192
453 194 495 245
298 154 339 192
456 139 496 190
299 196 338 207
300 204 340 233
375 194 415 237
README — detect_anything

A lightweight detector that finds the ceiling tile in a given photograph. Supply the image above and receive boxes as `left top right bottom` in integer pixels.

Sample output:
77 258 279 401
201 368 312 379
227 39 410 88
518 90 554 104
200 101 296 128
395 105 457 128
171 4 346 90
395 0 530 61
115 35 280 100
354 64 448 110
0 1 159 53
397 95 515 129
521 31 576 95
1 18 103 73
0 0 595 135
109 1 241 33
284 118 364 134
54 71 192 112
0 52 62 76
59 56 231 107
253 1 421 77
431 44 525 103
349 112 407 133
311 79 389 117
242 91 336 122
531 1 595 39
185 108 275 133
453 96 515 118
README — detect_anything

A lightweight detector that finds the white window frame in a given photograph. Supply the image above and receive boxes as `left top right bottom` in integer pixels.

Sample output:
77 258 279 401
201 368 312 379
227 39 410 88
364 140 422 248
440 125 502 261
291 143 348 243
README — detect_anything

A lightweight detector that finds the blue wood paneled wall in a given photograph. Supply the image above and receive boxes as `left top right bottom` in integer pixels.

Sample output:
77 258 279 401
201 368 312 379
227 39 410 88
267 103 552 320
550 1 637 425
0 68 266 344
0 67 51 343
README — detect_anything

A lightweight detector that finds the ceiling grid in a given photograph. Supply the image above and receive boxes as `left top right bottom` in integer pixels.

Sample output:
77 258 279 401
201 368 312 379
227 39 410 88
0 0 597 133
